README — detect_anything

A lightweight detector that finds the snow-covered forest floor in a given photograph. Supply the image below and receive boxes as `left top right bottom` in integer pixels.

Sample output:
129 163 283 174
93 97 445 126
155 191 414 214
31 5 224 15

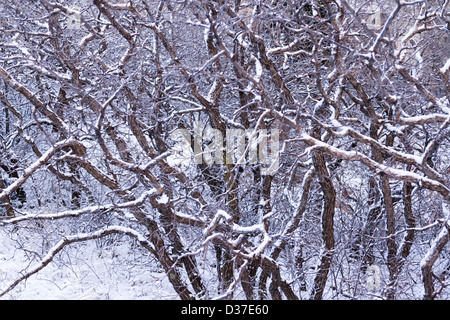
0 222 177 300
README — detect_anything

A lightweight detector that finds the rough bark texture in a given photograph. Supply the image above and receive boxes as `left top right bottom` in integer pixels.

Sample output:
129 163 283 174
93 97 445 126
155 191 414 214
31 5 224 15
311 127 336 300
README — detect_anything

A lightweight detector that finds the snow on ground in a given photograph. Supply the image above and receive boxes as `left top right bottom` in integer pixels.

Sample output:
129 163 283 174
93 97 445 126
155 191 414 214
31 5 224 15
0 223 177 300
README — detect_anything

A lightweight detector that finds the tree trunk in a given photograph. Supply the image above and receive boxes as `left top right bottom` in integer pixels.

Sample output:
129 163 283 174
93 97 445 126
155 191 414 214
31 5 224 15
311 128 336 300
0 178 14 217
421 224 450 300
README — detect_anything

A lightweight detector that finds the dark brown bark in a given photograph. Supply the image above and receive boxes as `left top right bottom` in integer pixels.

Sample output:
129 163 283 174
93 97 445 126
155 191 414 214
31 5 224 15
360 176 381 268
369 120 398 299
0 178 14 217
422 226 450 300
129 206 195 300
255 256 298 300
399 178 415 265
311 127 336 300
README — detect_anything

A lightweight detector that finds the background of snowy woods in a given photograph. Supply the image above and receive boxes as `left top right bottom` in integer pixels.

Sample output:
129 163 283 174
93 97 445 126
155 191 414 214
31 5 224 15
0 0 449 300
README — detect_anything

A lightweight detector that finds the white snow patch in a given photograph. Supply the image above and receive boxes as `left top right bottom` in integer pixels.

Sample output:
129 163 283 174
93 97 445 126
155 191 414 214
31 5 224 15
156 193 169 204
254 57 262 83
440 58 450 74
0 225 177 300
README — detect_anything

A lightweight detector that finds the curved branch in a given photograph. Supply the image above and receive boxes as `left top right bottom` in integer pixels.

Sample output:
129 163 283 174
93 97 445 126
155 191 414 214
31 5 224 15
0 138 85 203
421 222 450 300
297 131 450 198
0 226 156 298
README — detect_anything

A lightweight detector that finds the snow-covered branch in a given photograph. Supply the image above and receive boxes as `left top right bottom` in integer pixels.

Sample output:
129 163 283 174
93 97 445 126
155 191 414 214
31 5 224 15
1 189 159 224
0 226 155 298
0 138 84 203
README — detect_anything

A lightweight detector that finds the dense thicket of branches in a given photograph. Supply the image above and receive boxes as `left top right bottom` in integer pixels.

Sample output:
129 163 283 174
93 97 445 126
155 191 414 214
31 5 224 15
1 0 449 300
